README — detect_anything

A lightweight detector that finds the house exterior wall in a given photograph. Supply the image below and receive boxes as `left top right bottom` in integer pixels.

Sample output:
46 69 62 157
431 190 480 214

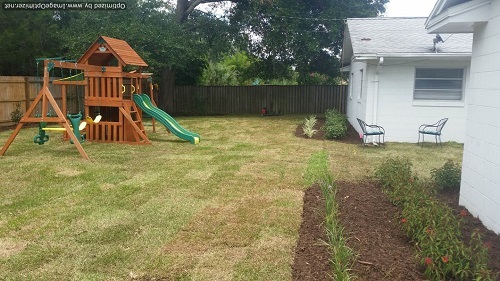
460 0 500 233
347 58 469 143
346 60 369 130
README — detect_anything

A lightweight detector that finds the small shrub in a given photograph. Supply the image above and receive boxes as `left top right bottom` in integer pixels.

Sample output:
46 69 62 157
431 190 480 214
431 160 461 191
10 103 23 123
375 157 493 281
302 115 318 138
323 109 347 139
374 157 413 192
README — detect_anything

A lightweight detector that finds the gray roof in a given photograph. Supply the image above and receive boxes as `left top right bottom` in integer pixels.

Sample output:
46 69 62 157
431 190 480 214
342 17 472 64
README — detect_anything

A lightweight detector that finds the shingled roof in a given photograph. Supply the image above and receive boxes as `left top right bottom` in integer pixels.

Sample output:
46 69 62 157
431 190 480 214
78 36 148 67
342 17 472 65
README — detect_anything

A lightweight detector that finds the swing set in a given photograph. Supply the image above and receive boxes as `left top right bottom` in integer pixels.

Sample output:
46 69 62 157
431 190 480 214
0 36 156 161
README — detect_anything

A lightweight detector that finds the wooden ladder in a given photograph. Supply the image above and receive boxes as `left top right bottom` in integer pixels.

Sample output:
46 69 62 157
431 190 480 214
120 103 151 144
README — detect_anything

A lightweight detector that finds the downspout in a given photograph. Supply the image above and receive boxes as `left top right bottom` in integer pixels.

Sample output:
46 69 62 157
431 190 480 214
372 57 383 124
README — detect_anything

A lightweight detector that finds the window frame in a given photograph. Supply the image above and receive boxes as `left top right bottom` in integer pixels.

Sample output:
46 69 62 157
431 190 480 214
358 69 364 100
413 68 465 101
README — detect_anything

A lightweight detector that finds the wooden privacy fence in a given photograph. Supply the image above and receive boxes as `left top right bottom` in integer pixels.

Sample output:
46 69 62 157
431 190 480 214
165 85 347 115
0 76 62 125
2 78 347 125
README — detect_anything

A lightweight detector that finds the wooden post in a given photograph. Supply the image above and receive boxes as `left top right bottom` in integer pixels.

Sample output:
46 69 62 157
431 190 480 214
149 83 156 133
24 76 30 113
1 60 91 161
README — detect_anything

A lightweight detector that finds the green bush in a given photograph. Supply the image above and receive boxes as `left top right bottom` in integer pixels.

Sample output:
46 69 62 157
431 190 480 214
10 103 23 123
323 109 347 139
374 157 493 281
374 157 414 193
431 160 461 191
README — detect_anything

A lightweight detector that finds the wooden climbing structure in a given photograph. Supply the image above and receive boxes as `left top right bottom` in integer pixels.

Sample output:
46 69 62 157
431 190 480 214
0 36 154 161
77 36 152 144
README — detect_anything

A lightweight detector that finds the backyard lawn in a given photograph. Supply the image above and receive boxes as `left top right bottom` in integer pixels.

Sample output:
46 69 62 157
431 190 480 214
0 115 464 280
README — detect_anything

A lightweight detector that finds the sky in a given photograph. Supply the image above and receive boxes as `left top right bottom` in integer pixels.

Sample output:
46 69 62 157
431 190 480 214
384 0 437 17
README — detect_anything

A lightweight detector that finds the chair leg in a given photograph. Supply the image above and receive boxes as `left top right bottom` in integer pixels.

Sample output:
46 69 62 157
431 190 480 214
421 134 424 147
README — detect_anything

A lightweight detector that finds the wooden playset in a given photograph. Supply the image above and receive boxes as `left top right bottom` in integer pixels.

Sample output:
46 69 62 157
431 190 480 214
0 36 186 161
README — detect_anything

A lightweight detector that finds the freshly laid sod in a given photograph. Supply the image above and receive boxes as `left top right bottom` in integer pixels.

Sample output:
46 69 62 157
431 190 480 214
0 116 463 280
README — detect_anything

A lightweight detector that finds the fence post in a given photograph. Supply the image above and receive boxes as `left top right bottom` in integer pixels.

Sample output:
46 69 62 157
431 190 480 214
24 76 30 112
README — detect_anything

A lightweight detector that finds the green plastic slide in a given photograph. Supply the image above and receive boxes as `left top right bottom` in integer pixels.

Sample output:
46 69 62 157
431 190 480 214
133 94 200 144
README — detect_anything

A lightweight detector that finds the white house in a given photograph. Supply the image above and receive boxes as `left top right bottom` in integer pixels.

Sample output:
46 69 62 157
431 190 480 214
342 17 473 142
426 0 500 234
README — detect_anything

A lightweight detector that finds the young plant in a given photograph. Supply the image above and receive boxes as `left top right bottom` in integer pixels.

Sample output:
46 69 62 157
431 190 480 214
431 160 461 191
10 103 23 123
302 115 318 138
306 151 356 280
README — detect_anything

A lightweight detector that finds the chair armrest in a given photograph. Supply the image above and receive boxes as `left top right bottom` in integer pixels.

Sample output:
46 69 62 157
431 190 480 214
366 124 385 133
419 124 437 131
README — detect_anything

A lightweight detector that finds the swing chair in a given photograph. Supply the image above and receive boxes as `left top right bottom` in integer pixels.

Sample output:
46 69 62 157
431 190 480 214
38 64 88 141
86 111 102 124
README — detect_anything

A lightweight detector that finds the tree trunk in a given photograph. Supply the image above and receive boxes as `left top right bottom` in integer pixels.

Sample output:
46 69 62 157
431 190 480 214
175 0 189 23
159 69 175 113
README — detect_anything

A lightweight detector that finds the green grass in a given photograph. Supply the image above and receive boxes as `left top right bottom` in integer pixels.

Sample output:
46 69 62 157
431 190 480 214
0 115 463 280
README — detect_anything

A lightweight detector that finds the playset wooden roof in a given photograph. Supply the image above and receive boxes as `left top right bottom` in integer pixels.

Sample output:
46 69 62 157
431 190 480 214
78 36 148 67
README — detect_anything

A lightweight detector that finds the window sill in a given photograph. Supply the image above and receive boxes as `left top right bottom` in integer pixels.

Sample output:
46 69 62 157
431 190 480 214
412 100 464 107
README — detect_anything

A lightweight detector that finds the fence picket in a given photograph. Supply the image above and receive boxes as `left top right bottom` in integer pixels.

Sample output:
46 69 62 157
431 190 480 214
164 85 346 115
1 77 347 125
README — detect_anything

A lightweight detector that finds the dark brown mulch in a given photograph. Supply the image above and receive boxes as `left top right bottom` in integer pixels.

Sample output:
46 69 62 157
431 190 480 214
292 180 500 280
337 181 426 280
291 183 331 281
294 117 361 144
436 189 500 276
292 122 500 280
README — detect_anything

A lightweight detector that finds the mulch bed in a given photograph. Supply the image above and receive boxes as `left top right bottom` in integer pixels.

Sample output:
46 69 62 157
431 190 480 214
294 117 361 143
292 120 500 280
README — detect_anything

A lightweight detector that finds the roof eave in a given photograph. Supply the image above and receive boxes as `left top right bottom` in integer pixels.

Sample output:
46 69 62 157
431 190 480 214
426 0 491 33
352 52 471 61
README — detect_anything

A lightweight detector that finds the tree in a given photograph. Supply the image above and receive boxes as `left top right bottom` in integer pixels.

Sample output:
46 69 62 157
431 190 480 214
55 0 235 84
228 0 388 84
0 9 61 75
200 61 239 85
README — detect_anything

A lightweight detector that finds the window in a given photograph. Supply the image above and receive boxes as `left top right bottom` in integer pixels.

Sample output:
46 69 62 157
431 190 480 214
349 72 354 99
414 68 464 100
359 69 364 99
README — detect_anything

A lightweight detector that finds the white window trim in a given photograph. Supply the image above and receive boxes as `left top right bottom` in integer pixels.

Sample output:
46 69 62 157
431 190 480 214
349 72 354 100
358 69 364 101
412 100 465 107
413 67 465 102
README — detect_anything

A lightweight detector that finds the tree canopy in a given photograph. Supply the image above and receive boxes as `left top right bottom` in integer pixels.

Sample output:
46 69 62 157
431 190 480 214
1 0 388 84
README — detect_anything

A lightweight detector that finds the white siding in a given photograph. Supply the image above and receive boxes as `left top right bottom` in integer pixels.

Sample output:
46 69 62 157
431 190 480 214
460 0 500 233
346 61 369 133
346 58 469 143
